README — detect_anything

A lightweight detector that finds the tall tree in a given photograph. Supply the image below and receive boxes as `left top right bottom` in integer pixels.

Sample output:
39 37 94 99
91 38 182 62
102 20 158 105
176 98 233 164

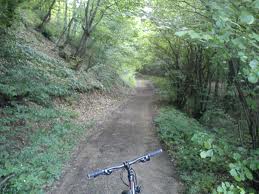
37 0 56 31
64 0 68 30
74 0 116 58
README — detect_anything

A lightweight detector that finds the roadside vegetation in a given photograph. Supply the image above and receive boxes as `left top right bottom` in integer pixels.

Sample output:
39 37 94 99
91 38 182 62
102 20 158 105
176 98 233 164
144 0 259 193
155 107 259 193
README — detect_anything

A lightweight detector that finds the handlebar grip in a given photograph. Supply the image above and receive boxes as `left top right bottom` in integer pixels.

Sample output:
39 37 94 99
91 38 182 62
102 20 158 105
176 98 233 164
87 169 104 179
148 149 163 158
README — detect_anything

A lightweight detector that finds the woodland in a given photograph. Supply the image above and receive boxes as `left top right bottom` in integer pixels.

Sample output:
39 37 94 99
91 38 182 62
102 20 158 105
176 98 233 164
0 0 259 193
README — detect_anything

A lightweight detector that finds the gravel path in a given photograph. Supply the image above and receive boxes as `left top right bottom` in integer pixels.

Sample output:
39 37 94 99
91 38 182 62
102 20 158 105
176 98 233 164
49 80 180 194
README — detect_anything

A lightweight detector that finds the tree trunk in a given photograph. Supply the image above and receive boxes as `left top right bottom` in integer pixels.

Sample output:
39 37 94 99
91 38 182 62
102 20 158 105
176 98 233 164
64 0 68 30
74 30 90 57
71 0 80 37
55 17 75 48
74 0 107 58
56 0 61 28
38 0 56 32
214 69 219 97
62 18 75 47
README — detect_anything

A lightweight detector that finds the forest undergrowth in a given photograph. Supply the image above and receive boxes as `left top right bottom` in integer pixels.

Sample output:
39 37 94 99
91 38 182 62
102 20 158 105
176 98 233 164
152 77 259 194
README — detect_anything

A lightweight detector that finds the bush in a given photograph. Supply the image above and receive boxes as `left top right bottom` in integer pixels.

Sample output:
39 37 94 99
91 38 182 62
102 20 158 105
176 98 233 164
88 64 126 92
200 109 237 132
145 76 175 101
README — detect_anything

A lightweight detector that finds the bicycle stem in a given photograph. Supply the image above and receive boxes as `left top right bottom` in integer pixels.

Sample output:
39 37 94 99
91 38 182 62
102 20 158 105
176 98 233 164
124 162 136 194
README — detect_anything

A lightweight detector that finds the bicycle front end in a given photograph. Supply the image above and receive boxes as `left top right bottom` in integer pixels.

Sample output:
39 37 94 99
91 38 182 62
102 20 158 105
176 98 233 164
87 149 163 194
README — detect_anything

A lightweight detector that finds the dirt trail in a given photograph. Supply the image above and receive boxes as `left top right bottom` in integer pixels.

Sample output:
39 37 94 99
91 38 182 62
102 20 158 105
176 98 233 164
50 80 180 194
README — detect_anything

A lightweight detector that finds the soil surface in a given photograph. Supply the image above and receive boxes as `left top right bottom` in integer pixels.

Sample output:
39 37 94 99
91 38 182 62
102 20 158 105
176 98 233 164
49 80 180 194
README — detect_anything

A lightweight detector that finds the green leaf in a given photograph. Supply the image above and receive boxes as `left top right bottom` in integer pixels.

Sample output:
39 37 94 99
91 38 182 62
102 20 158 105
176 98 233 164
225 182 230 187
250 33 259 42
249 162 257 170
222 182 226 190
200 151 207 158
207 149 213 157
233 153 241 160
234 175 242 182
200 149 213 158
248 74 258 83
238 52 248 62
232 38 246 50
249 60 258 69
204 139 213 149
244 167 253 180
239 188 245 194
254 0 259 9
188 30 200 39
175 31 188 37
202 34 213 40
240 12 255 25
230 169 238 177
217 186 223 192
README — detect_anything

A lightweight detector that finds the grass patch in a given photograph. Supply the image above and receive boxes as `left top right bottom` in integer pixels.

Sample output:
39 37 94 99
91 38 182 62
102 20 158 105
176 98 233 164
0 104 91 193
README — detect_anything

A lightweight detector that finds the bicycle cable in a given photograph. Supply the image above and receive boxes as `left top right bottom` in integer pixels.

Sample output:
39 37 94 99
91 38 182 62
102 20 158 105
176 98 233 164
132 168 138 186
119 167 138 188
120 168 129 187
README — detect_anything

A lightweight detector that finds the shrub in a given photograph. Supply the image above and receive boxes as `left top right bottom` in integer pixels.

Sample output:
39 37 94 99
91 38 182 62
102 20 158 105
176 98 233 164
145 76 175 101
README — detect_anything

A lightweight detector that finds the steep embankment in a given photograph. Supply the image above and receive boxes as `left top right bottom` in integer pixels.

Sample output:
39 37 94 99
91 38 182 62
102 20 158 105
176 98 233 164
0 25 128 193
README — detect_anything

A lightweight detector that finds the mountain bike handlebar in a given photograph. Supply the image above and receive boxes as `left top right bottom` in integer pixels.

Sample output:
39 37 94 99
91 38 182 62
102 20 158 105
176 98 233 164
88 149 163 179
